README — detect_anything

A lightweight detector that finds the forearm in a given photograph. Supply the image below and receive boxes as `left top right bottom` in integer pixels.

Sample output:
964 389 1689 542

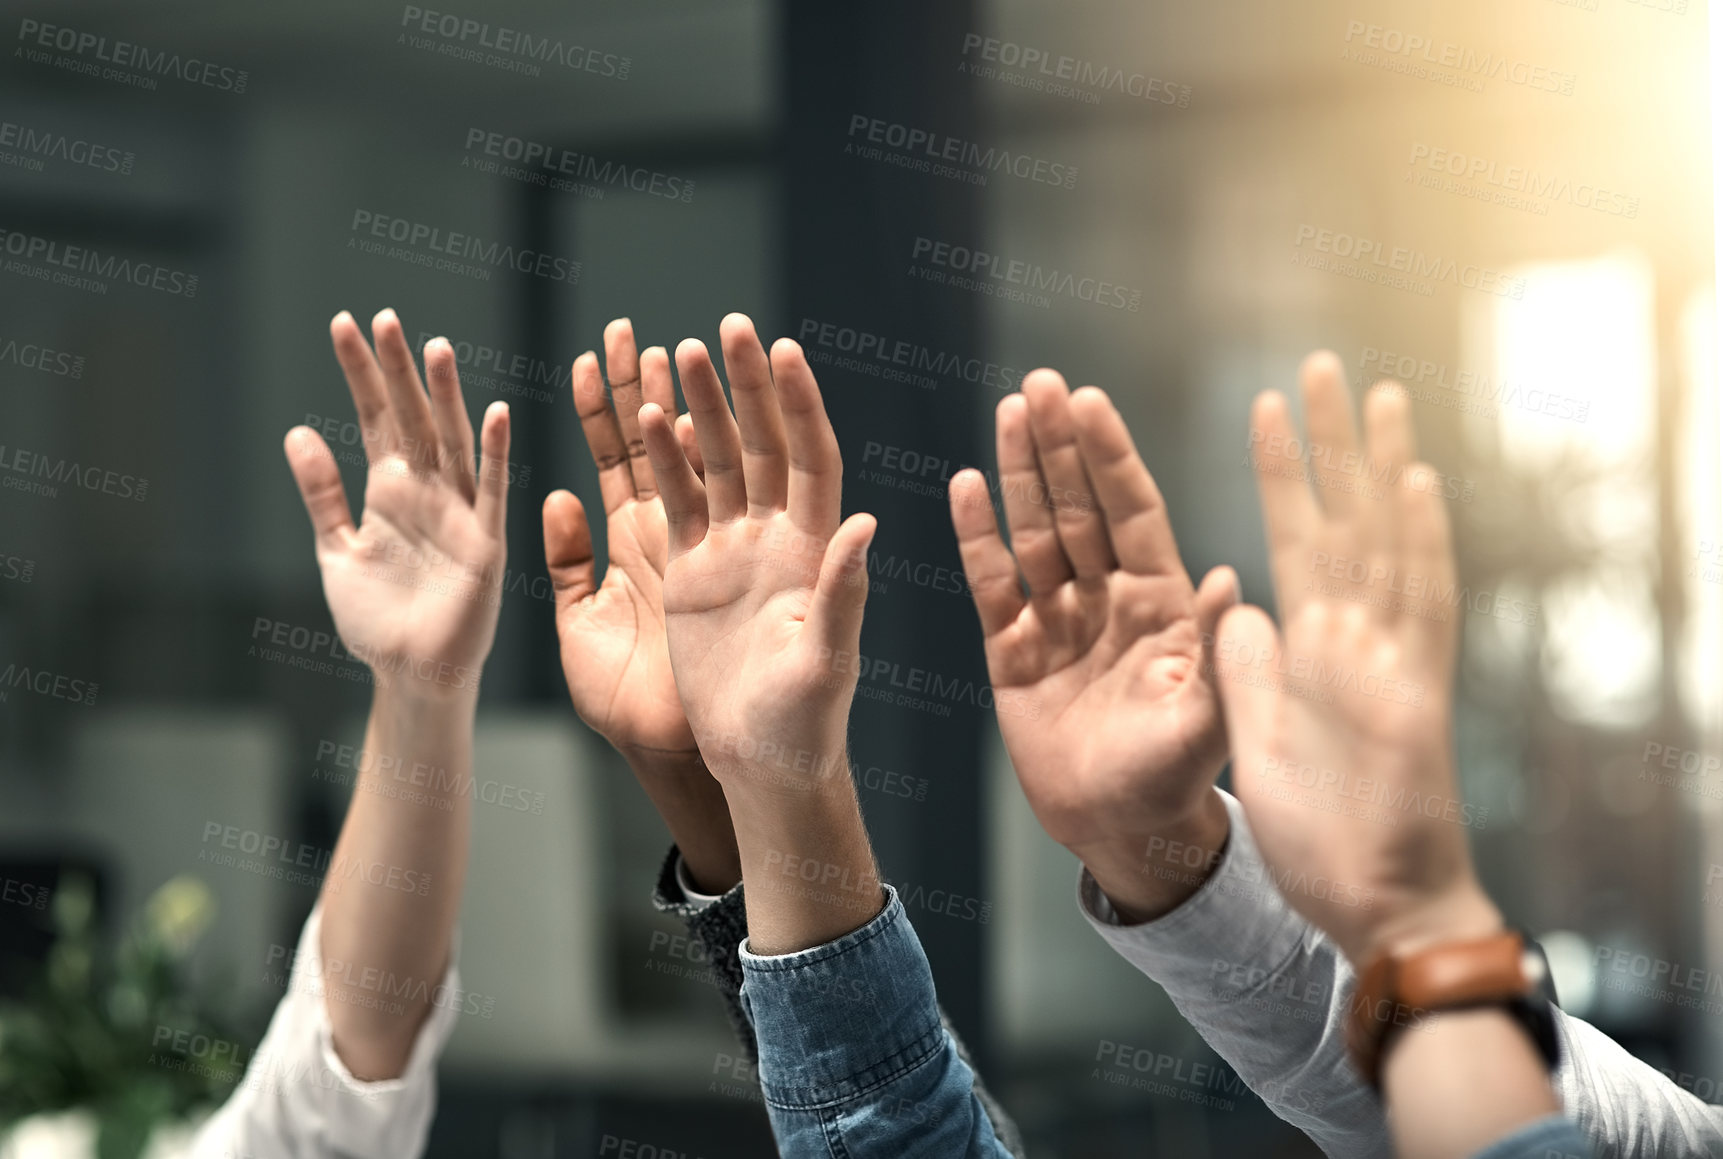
1072 786 1231 923
722 768 882 956
1383 1008 1560 1159
624 747 741 894
318 681 475 1079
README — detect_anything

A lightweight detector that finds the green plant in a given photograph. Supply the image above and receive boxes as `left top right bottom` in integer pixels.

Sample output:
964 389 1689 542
0 875 248 1159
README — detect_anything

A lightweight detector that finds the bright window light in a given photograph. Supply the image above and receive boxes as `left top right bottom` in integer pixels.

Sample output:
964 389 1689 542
1463 252 1660 727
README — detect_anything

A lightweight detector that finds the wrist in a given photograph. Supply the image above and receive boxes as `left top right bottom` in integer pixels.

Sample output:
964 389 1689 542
727 777 883 955
368 659 486 705
1353 881 1504 966
616 746 741 895
694 724 853 799
621 744 708 783
1072 789 1230 924
371 674 481 717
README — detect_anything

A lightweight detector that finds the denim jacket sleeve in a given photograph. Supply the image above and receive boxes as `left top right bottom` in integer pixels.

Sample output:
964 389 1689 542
1471 1114 1593 1159
737 884 1015 1158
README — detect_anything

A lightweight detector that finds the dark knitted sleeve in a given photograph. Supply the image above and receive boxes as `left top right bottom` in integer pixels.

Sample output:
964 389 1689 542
652 843 758 1059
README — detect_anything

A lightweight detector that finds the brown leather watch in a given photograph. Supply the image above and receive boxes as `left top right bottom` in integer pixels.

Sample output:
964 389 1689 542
1346 930 1561 1091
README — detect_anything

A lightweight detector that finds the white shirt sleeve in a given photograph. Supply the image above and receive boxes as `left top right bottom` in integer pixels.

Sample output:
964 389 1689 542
189 903 461 1159
1078 788 1723 1159
1077 789 1389 1156
673 853 727 911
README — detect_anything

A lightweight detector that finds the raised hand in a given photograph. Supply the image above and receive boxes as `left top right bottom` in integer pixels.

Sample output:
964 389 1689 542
284 309 509 697
638 314 879 952
948 371 1236 919
640 315 876 790
546 319 695 757
280 308 506 1080
545 318 738 891
1214 352 1497 964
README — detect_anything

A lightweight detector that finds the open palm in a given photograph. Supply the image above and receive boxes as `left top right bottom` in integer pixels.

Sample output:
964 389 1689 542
545 319 704 756
285 309 510 695
639 316 875 789
1217 354 1484 961
949 372 1236 850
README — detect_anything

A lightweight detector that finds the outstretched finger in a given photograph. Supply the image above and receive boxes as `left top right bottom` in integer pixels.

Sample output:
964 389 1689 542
1248 390 1322 621
769 338 842 532
371 308 441 473
603 318 656 497
676 339 748 523
722 314 791 515
640 402 709 554
1362 382 1416 561
949 469 1027 637
1299 351 1365 521
424 337 477 502
998 394 1074 596
574 349 636 514
641 343 677 416
675 413 707 480
1067 386 1184 576
475 401 511 535
284 426 355 549
1023 371 1116 579
329 311 394 464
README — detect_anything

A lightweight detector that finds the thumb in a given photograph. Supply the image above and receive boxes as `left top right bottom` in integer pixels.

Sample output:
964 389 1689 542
543 490 598 617
805 512 877 659
1193 565 1239 639
1210 603 1285 791
284 426 354 548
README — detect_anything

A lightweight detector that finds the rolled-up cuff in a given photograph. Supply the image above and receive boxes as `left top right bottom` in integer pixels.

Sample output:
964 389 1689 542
738 885 939 1110
1077 789 1312 994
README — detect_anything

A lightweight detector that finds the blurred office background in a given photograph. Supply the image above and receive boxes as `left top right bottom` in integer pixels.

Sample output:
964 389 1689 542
0 1 1714 1156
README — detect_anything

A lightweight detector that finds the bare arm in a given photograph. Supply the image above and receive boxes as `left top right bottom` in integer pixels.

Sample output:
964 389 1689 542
284 307 510 1079
545 318 740 893
639 316 883 952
